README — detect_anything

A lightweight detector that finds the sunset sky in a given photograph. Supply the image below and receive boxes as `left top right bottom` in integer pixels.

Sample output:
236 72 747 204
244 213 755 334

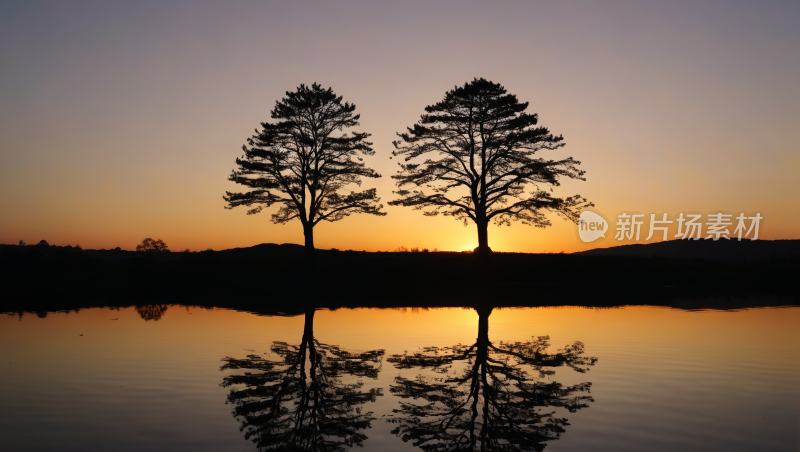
1 1 798 253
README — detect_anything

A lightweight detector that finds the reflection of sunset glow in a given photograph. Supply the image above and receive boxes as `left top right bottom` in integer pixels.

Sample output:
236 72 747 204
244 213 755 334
2 305 799 450
4 305 798 371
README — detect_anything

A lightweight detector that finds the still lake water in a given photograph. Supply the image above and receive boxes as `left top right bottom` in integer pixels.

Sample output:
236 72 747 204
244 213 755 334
1 305 798 451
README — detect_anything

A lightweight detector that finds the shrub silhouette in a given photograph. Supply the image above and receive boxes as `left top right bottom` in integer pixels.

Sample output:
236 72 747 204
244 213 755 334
136 238 169 253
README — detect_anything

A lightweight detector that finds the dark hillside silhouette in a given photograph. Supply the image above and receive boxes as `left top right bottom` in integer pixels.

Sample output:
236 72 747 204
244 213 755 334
212 243 310 259
224 83 386 262
31 239 796 263
574 239 800 261
390 78 591 256
220 307 384 451
386 305 597 451
1 242 797 313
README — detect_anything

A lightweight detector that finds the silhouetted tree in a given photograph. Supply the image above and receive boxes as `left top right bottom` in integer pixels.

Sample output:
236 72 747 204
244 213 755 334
136 238 169 253
220 307 384 451
135 304 169 321
37 240 49 247
18 240 25 246
225 83 386 261
390 78 592 255
386 306 597 452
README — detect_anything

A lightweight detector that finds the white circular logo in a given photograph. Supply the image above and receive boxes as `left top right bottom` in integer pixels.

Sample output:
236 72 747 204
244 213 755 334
578 211 608 243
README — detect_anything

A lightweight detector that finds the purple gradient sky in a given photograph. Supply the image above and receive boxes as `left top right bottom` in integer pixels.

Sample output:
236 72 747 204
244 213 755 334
1 1 798 252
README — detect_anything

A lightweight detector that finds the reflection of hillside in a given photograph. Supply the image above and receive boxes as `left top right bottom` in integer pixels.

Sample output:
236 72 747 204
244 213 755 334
135 304 169 321
387 306 597 452
220 307 385 451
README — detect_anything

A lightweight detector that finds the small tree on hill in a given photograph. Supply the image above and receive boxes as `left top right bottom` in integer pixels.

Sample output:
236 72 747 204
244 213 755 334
224 83 386 261
390 78 592 255
136 238 169 253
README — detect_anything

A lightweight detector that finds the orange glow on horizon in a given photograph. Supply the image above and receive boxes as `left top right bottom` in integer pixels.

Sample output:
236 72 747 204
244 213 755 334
1 3 798 253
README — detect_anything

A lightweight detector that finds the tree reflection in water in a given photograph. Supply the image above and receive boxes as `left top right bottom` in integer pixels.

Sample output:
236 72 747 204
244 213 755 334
386 306 598 452
135 304 169 321
220 307 385 451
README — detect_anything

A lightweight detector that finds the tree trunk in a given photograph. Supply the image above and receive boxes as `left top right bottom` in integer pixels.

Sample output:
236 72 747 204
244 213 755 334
303 307 315 343
476 306 493 344
303 223 315 262
300 307 314 393
475 218 492 255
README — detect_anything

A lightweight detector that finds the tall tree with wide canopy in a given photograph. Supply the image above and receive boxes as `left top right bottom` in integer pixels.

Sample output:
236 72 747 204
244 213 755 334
390 78 592 254
225 83 385 259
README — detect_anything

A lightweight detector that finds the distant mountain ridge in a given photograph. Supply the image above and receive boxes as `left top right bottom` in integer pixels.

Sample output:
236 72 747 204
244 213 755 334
573 239 800 261
213 243 311 259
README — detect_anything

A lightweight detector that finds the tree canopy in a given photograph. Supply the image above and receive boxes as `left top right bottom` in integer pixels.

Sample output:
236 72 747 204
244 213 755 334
390 78 592 254
225 83 385 258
